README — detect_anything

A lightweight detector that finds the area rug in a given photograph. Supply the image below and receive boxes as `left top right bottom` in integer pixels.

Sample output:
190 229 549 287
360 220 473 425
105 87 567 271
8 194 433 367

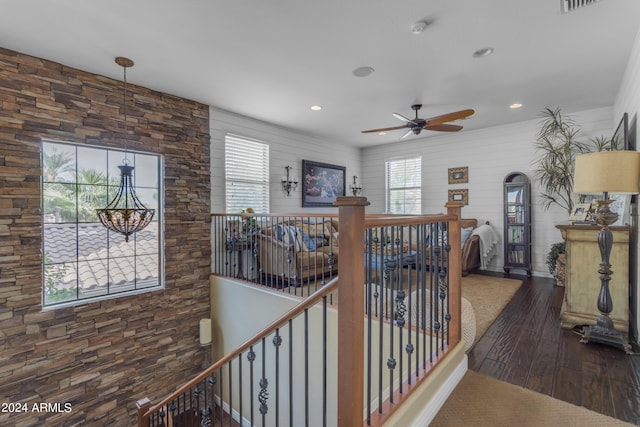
431 370 634 426
461 273 522 344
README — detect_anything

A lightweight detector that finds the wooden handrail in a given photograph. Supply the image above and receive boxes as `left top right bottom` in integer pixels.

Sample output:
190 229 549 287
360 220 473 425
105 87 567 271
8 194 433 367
137 275 339 421
145 202 465 426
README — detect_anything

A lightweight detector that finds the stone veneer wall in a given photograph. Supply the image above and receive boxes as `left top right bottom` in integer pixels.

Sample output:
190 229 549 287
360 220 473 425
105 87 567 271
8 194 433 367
0 48 211 425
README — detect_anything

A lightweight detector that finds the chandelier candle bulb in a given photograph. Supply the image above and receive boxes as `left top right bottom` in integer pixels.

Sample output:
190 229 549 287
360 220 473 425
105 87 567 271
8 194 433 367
199 318 212 345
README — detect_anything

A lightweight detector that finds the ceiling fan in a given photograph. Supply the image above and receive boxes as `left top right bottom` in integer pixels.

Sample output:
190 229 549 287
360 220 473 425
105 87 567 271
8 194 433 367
362 104 475 139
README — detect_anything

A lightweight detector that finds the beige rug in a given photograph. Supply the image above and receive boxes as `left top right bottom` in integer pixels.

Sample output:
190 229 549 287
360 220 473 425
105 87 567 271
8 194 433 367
461 274 522 343
431 370 634 426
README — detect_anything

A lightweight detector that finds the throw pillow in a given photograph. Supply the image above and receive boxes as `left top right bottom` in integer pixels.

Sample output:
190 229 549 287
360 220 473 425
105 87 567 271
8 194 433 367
461 227 474 246
281 225 309 252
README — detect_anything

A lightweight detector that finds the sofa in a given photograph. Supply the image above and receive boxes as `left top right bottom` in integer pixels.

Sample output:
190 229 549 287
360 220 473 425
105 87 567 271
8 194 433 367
254 217 482 287
257 219 339 286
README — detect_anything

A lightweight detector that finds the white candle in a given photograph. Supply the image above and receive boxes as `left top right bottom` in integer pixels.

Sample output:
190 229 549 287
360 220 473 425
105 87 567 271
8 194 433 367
199 318 212 345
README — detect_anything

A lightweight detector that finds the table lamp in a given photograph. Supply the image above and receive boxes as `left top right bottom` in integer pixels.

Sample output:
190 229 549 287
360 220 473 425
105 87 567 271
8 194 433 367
573 150 640 353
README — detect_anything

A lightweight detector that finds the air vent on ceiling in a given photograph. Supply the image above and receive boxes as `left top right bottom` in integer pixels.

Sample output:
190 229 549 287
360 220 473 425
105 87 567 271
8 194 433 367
561 0 602 13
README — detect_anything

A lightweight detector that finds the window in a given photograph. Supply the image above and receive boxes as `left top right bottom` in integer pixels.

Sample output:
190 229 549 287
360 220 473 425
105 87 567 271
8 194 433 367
385 156 422 214
225 134 270 213
42 141 163 308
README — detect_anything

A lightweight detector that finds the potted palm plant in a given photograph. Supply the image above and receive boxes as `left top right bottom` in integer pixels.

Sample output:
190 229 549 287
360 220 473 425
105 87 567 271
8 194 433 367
533 107 615 283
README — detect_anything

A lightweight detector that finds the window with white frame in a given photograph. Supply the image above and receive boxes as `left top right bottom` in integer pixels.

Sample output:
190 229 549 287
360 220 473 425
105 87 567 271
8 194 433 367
42 141 163 308
385 156 422 214
225 134 270 213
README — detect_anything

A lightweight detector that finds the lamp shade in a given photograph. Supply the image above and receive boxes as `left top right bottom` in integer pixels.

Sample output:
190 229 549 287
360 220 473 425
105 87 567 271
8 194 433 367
573 151 640 195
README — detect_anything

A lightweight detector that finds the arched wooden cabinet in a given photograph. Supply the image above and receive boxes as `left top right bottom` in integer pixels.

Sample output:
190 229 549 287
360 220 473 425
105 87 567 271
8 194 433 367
503 172 532 277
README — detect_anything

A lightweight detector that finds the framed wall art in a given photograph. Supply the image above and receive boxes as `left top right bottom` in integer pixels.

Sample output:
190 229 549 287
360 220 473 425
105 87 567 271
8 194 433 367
301 160 346 207
448 188 468 205
448 167 468 184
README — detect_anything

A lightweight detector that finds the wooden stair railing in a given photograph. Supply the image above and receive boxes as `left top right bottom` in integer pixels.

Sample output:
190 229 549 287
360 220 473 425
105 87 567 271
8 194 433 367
137 274 339 426
138 198 463 427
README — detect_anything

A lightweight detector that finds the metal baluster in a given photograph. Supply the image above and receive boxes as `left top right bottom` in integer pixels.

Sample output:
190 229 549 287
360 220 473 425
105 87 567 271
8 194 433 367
259 338 269 424
322 296 327 427
289 319 293 427
238 354 243 427
304 309 309 427
247 347 255 426
170 399 177 426
365 227 373 425
227 359 232 427
273 329 282 427
208 374 216 427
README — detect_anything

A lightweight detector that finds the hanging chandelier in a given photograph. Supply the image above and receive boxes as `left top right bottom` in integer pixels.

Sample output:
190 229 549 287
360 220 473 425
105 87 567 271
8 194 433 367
96 57 155 242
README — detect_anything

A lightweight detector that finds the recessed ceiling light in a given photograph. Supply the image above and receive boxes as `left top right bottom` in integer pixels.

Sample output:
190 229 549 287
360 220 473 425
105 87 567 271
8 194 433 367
352 66 375 78
378 132 386 136
310 105 322 111
472 47 494 58
509 103 523 109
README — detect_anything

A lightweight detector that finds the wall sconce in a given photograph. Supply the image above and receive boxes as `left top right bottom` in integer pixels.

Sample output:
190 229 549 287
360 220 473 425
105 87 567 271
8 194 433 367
350 175 363 196
281 165 298 196
200 318 212 368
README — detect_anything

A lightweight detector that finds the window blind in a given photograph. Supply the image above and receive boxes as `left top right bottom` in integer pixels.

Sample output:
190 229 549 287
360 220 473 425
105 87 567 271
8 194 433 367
225 134 270 213
385 156 421 214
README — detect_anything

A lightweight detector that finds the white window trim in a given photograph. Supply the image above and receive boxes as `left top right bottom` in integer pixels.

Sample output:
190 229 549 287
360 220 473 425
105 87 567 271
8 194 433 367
41 140 164 309
385 155 422 214
225 134 270 213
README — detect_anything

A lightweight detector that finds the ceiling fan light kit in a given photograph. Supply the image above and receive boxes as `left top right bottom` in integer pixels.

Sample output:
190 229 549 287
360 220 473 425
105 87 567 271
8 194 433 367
362 104 474 138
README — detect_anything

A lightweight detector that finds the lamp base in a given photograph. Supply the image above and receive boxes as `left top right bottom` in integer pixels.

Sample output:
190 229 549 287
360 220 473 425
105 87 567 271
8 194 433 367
580 315 632 354
201 342 211 369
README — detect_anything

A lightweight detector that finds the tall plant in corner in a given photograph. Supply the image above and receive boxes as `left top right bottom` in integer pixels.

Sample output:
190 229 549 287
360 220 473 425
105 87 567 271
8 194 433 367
533 107 614 214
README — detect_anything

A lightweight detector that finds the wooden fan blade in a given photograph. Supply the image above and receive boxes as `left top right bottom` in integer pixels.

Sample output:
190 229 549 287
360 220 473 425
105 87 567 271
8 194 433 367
425 109 475 126
425 123 463 132
362 125 407 134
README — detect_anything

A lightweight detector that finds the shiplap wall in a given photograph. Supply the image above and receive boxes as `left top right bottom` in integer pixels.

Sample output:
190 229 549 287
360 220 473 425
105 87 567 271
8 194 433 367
613 27 640 342
209 107 361 214
361 106 614 276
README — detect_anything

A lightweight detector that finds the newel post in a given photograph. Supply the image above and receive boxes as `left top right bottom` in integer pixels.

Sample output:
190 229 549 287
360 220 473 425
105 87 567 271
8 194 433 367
446 202 463 346
334 196 369 427
136 397 151 427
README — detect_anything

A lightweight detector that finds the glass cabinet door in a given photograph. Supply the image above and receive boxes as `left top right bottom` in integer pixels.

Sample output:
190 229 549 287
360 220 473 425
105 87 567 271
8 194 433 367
503 173 532 277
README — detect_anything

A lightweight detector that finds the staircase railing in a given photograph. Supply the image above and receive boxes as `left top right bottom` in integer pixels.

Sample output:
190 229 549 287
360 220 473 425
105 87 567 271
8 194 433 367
138 198 462 426
137 276 339 426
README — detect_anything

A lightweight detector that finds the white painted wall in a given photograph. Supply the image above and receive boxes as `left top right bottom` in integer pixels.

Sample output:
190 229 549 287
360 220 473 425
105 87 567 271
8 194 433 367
613 27 640 342
361 107 614 277
210 107 361 214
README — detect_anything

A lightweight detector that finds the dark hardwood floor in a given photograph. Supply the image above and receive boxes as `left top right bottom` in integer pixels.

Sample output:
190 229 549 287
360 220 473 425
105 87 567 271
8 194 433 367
468 274 640 425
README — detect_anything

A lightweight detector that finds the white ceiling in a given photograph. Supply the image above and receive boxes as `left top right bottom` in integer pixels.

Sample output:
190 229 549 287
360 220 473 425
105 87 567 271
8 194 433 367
1 1 639 147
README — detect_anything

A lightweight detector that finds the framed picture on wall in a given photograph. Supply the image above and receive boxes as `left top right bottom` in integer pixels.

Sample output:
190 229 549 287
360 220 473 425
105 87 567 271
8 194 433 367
301 160 346 207
448 189 468 205
448 167 468 184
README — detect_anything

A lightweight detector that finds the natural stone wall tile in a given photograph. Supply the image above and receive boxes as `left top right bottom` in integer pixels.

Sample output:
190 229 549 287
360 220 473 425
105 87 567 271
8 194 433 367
0 47 211 425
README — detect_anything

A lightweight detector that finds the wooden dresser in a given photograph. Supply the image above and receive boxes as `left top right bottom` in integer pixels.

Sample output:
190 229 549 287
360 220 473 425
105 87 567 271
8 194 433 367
556 224 630 332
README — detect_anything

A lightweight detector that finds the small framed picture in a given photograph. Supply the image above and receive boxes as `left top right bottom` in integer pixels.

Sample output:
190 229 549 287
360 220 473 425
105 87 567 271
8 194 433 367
569 203 590 222
448 189 468 205
448 167 468 184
